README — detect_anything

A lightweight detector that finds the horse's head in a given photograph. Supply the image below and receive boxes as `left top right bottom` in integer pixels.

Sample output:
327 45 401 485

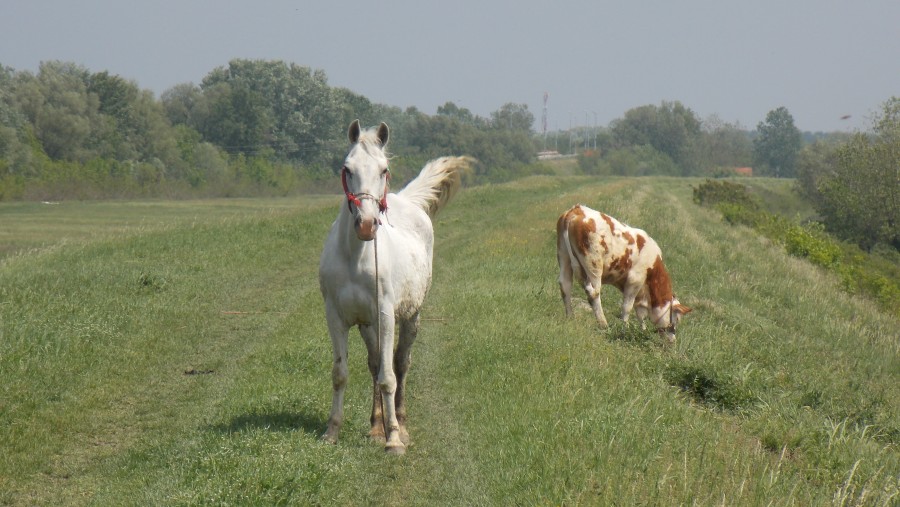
342 120 390 241
654 296 693 343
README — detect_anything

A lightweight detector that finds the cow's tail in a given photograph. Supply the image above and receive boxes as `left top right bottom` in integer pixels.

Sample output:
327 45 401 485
558 206 593 282
398 156 474 217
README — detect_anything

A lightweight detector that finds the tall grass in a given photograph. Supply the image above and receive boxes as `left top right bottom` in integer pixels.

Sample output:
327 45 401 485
0 177 897 505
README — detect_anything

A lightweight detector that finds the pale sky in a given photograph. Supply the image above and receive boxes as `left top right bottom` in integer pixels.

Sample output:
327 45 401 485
2 1 897 133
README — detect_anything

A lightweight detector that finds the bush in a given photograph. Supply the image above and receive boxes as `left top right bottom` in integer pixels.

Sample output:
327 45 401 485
692 179 759 209
605 145 679 176
783 223 842 268
716 202 761 227
577 149 611 176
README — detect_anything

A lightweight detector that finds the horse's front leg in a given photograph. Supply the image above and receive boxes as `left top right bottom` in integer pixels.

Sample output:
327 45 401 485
395 312 419 445
375 307 405 454
323 303 350 444
359 323 385 442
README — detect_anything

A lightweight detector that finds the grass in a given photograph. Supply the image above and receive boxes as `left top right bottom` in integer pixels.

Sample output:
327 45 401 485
1 176 897 505
0 197 332 260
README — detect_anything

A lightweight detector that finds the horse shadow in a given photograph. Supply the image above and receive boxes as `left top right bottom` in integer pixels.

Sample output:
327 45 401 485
211 408 325 436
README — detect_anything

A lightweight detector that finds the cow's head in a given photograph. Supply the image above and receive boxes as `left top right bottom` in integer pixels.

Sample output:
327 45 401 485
655 296 692 343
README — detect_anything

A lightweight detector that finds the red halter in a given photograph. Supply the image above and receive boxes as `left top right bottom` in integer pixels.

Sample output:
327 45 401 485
341 167 389 214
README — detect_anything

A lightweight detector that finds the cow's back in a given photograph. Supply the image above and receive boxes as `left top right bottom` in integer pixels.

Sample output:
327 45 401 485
559 204 662 291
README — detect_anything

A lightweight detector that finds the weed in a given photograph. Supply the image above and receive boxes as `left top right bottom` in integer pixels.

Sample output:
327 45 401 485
137 270 166 292
664 361 757 413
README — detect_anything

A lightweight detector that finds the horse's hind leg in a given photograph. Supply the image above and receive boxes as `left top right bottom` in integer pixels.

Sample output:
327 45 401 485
360 324 385 441
395 312 419 445
323 304 350 444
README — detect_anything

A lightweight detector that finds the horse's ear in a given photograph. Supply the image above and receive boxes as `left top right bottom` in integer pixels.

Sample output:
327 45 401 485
348 120 361 143
376 122 389 147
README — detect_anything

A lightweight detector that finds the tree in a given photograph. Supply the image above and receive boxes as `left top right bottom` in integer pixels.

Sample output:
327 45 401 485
15 61 97 161
753 107 802 177
794 139 840 209
161 83 203 126
696 115 752 172
814 98 900 250
438 101 484 127
0 65 30 174
610 101 701 172
490 103 534 132
185 59 344 165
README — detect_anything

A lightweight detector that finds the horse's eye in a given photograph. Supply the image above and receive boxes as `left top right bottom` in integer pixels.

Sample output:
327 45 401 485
342 167 351 178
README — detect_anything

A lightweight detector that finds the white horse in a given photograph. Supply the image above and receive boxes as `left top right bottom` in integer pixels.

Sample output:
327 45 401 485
319 120 471 454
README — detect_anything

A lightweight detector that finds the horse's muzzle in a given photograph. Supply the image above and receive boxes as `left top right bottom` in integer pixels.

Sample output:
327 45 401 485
355 216 378 241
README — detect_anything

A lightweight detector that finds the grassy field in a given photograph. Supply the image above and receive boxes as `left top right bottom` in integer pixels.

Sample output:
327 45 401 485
1 176 897 505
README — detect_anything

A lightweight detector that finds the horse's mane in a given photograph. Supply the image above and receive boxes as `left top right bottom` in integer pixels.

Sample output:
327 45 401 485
356 129 391 159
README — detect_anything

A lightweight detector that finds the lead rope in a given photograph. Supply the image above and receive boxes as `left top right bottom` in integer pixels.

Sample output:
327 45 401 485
374 234 389 440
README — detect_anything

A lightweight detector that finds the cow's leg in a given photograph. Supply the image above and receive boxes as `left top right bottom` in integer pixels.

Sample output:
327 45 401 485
582 276 608 328
635 302 649 330
620 284 641 324
395 312 419 445
323 303 350 444
557 237 575 317
359 324 385 441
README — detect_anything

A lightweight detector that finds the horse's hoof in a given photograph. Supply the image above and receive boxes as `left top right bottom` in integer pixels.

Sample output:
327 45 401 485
385 431 406 455
385 442 406 455
369 428 386 443
321 429 339 444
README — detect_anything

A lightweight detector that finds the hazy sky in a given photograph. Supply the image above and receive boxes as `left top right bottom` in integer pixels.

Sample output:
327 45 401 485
2 1 897 133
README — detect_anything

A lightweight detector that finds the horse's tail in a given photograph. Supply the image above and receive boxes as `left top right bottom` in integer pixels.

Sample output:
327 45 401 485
398 156 474 217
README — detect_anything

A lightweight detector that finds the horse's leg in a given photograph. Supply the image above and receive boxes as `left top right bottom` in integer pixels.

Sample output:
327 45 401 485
323 304 350 444
359 323 385 441
395 312 419 445
375 308 405 454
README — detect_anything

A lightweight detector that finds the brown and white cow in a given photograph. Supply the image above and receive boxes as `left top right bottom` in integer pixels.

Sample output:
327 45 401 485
556 204 692 342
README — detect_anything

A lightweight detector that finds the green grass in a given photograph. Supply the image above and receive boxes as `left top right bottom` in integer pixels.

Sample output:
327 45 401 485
1 177 897 505
0 197 332 261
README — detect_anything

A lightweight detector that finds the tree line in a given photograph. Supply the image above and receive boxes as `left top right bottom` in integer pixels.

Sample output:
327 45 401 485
0 58 888 241
0 59 547 200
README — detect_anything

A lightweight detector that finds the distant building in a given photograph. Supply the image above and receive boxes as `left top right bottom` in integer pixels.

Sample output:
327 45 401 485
537 150 563 160
734 167 753 177
537 150 578 161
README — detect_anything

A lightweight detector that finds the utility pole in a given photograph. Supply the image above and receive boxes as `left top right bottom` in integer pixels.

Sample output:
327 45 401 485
542 92 549 150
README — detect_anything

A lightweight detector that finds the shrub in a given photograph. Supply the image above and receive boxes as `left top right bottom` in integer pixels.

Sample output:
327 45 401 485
783 223 842 268
692 179 759 209
716 202 761 227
